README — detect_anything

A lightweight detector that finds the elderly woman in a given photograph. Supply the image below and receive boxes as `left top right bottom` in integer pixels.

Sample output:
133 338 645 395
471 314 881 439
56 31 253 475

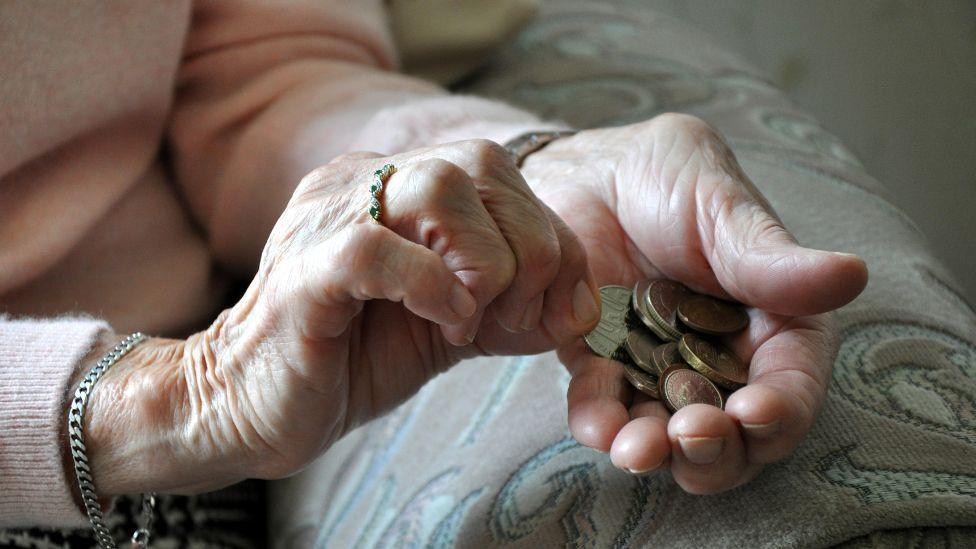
0 0 867 544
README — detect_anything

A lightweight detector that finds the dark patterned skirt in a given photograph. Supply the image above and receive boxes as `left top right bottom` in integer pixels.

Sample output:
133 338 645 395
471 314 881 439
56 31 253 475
0 481 265 549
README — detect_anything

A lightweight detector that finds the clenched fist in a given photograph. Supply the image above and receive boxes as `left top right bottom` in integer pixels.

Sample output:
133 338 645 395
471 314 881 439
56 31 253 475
79 140 600 497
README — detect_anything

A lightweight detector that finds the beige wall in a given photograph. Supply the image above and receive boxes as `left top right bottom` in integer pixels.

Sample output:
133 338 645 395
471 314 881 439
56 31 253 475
647 0 976 300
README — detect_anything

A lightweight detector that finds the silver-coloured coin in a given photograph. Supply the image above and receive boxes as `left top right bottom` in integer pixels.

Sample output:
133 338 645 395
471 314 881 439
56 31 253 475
583 285 632 358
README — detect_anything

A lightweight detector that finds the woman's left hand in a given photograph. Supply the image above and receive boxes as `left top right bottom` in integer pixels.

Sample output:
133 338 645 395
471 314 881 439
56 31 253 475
520 114 869 494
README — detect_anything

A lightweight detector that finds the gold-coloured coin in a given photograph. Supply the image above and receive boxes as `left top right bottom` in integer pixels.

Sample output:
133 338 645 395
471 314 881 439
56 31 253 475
661 367 724 412
583 286 632 359
644 279 691 341
657 362 690 399
624 328 661 376
676 294 748 335
677 333 749 390
623 363 660 399
650 341 682 377
633 279 679 341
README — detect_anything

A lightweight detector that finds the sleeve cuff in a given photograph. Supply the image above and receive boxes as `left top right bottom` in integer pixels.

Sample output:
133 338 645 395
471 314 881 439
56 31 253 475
0 316 110 528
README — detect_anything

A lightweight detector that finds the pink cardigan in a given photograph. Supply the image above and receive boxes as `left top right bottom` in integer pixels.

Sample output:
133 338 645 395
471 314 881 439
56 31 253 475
0 0 549 527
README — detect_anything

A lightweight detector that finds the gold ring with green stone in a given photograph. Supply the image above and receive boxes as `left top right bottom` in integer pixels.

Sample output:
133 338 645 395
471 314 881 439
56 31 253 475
368 163 396 223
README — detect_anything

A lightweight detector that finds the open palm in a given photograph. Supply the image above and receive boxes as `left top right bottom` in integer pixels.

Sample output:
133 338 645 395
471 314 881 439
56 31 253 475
521 114 869 493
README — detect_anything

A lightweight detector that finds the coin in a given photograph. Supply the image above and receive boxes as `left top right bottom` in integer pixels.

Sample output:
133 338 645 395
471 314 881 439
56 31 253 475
650 341 682 377
643 279 691 341
677 333 749 390
676 294 749 335
623 363 660 399
657 362 690 398
583 286 632 358
624 328 661 375
661 368 724 412
631 279 664 338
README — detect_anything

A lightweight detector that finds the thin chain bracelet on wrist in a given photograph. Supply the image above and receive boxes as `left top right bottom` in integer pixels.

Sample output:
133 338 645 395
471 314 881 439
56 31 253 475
67 332 156 549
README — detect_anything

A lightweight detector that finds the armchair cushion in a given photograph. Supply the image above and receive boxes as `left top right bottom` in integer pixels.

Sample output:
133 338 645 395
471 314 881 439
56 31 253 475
269 2 976 547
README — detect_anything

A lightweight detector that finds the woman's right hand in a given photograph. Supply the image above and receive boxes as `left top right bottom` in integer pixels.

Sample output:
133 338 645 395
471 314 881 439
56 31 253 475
80 140 600 497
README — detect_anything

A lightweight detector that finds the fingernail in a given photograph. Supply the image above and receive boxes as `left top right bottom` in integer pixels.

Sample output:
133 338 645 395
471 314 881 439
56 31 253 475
833 251 867 265
627 467 654 476
572 280 599 325
463 322 478 345
741 419 780 439
449 282 477 319
518 294 545 331
678 436 724 465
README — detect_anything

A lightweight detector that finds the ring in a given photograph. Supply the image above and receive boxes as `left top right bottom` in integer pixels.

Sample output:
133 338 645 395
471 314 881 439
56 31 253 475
368 163 396 223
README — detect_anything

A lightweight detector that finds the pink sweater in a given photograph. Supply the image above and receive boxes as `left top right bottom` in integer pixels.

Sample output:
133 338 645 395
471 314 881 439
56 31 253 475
0 1 551 527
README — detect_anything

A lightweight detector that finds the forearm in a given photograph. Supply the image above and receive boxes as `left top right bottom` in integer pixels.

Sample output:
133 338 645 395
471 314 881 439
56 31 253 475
169 3 562 273
177 73 560 272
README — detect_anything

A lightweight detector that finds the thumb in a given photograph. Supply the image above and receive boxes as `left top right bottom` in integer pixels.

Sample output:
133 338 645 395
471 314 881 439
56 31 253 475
703 163 868 317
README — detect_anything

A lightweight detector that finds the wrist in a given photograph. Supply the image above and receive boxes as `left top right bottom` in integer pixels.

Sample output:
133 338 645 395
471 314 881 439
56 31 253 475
517 129 603 197
63 331 119 511
68 334 219 498
502 130 578 167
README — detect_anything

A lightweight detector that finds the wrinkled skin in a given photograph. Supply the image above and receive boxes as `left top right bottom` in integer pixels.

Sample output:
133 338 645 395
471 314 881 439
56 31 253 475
88 139 600 496
87 114 866 499
520 114 868 493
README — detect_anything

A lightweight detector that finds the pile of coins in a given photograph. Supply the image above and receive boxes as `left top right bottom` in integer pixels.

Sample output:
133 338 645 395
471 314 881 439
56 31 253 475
582 279 750 413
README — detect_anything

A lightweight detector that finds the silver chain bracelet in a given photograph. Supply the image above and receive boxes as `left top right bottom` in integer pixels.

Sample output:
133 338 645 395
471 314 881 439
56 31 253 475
67 332 157 549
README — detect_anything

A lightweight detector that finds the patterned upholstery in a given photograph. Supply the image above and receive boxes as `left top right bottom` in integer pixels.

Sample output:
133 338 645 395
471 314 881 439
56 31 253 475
269 1 976 547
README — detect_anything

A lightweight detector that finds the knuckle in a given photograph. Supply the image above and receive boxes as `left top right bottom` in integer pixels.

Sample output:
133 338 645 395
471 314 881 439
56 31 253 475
651 112 714 138
295 163 360 200
296 166 331 193
524 235 562 283
327 152 363 165
459 138 513 169
410 158 470 202
391 158 468 209
327 153 357 165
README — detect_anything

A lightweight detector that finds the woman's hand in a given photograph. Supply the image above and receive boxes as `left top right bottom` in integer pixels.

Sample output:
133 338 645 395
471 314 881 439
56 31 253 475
520 114 869 494
81 140 600 497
